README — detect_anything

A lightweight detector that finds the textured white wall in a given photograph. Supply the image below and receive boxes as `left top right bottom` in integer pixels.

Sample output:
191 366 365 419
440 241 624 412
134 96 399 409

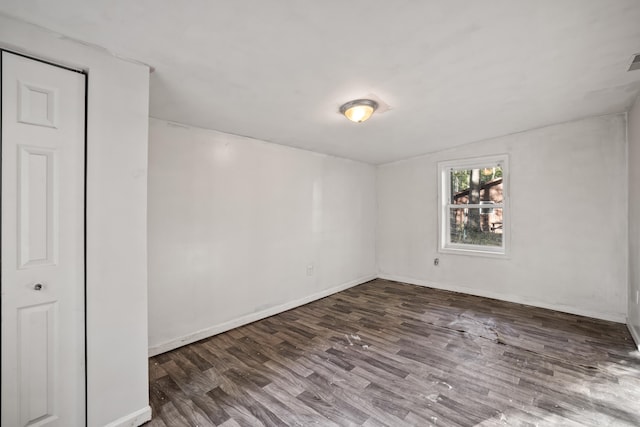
147 119 376 354
628 96 640 348
0 15 151 427
377 114 628 322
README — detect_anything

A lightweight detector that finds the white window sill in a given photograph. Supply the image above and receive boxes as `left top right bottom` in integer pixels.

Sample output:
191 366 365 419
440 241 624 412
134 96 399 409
439 246 509 259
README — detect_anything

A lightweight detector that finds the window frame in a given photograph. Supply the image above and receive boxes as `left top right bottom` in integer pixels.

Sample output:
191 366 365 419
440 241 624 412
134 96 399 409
437 154 509 258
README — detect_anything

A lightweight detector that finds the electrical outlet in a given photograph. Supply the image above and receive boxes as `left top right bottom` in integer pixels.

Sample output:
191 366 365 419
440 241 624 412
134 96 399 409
434 258 439 266
307 264 314 277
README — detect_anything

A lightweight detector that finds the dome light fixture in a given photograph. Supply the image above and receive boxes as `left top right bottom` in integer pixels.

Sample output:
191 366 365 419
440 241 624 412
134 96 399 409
339 99 378 123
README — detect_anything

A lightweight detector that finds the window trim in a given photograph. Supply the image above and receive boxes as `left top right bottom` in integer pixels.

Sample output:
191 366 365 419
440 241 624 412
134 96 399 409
437 154 509 258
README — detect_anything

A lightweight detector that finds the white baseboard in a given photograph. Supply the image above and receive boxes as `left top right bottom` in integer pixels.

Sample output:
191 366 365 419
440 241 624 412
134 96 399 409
628 322 640 351
104 406 152 427
148 274 377 356
377 273 626 323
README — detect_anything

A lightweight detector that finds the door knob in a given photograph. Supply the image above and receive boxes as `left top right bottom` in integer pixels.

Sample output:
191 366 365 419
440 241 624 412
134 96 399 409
34 283 43 291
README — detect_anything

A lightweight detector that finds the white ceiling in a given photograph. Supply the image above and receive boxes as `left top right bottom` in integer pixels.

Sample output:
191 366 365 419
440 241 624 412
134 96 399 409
2 1 640 164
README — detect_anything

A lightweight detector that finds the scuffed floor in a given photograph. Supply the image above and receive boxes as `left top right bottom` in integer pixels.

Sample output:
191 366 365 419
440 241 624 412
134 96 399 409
147 279 640 426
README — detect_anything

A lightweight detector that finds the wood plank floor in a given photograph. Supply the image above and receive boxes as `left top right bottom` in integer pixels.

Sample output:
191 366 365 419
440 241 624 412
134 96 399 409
147 279 640 426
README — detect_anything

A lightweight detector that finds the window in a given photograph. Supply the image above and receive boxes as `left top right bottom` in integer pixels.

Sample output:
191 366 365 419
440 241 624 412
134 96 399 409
438 155 508 256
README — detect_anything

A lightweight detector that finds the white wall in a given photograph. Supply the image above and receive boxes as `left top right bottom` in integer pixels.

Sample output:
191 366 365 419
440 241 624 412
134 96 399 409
378 114 628 322
147 119 376 354
628 95 640 348
0 15 151 427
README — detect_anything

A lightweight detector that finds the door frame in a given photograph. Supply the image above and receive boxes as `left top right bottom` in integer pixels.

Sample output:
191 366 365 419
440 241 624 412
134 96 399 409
0 48 89 425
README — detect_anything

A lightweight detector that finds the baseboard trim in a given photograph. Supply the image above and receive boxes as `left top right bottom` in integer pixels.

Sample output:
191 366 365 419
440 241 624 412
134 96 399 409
377 274 626 323
104 406 152 427
149 274 377 357
627 322 640 351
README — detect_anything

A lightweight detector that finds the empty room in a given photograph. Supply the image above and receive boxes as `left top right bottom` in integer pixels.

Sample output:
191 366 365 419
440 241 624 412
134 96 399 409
1 1 640 426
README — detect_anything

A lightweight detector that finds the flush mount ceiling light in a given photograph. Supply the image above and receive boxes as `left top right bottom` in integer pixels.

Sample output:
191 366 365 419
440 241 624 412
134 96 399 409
339 99 378 123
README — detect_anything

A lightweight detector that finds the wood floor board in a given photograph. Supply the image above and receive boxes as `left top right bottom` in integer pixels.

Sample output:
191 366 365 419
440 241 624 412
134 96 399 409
245 383 323 427
191 394 231 425
148 279 640 426
301 372 405 427
217 419 243 427
262 382 341 426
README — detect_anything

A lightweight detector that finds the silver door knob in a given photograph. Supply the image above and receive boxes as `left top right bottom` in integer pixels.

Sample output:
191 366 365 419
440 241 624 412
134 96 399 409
34 283 43 291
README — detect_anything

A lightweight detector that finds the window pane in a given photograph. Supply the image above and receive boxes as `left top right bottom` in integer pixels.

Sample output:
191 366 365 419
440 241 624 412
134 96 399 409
449 207 503 247
450 166 503 205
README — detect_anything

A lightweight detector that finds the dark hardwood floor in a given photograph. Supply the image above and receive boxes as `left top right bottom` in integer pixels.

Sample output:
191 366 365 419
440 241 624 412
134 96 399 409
147 279 640 426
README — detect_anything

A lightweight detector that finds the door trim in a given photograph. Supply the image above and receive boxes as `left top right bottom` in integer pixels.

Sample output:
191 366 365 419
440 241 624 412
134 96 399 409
0 48 89 426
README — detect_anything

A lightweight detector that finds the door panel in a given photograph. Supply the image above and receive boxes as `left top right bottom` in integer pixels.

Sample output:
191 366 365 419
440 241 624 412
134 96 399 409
1 51 86 427
19 145 56 268
19 302 57 424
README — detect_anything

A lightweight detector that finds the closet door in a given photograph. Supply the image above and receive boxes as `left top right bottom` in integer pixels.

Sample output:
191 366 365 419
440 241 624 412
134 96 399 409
1 51 86 427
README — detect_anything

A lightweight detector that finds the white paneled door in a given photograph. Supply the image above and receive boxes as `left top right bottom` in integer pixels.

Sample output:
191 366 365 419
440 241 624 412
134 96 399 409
1 52 86 426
